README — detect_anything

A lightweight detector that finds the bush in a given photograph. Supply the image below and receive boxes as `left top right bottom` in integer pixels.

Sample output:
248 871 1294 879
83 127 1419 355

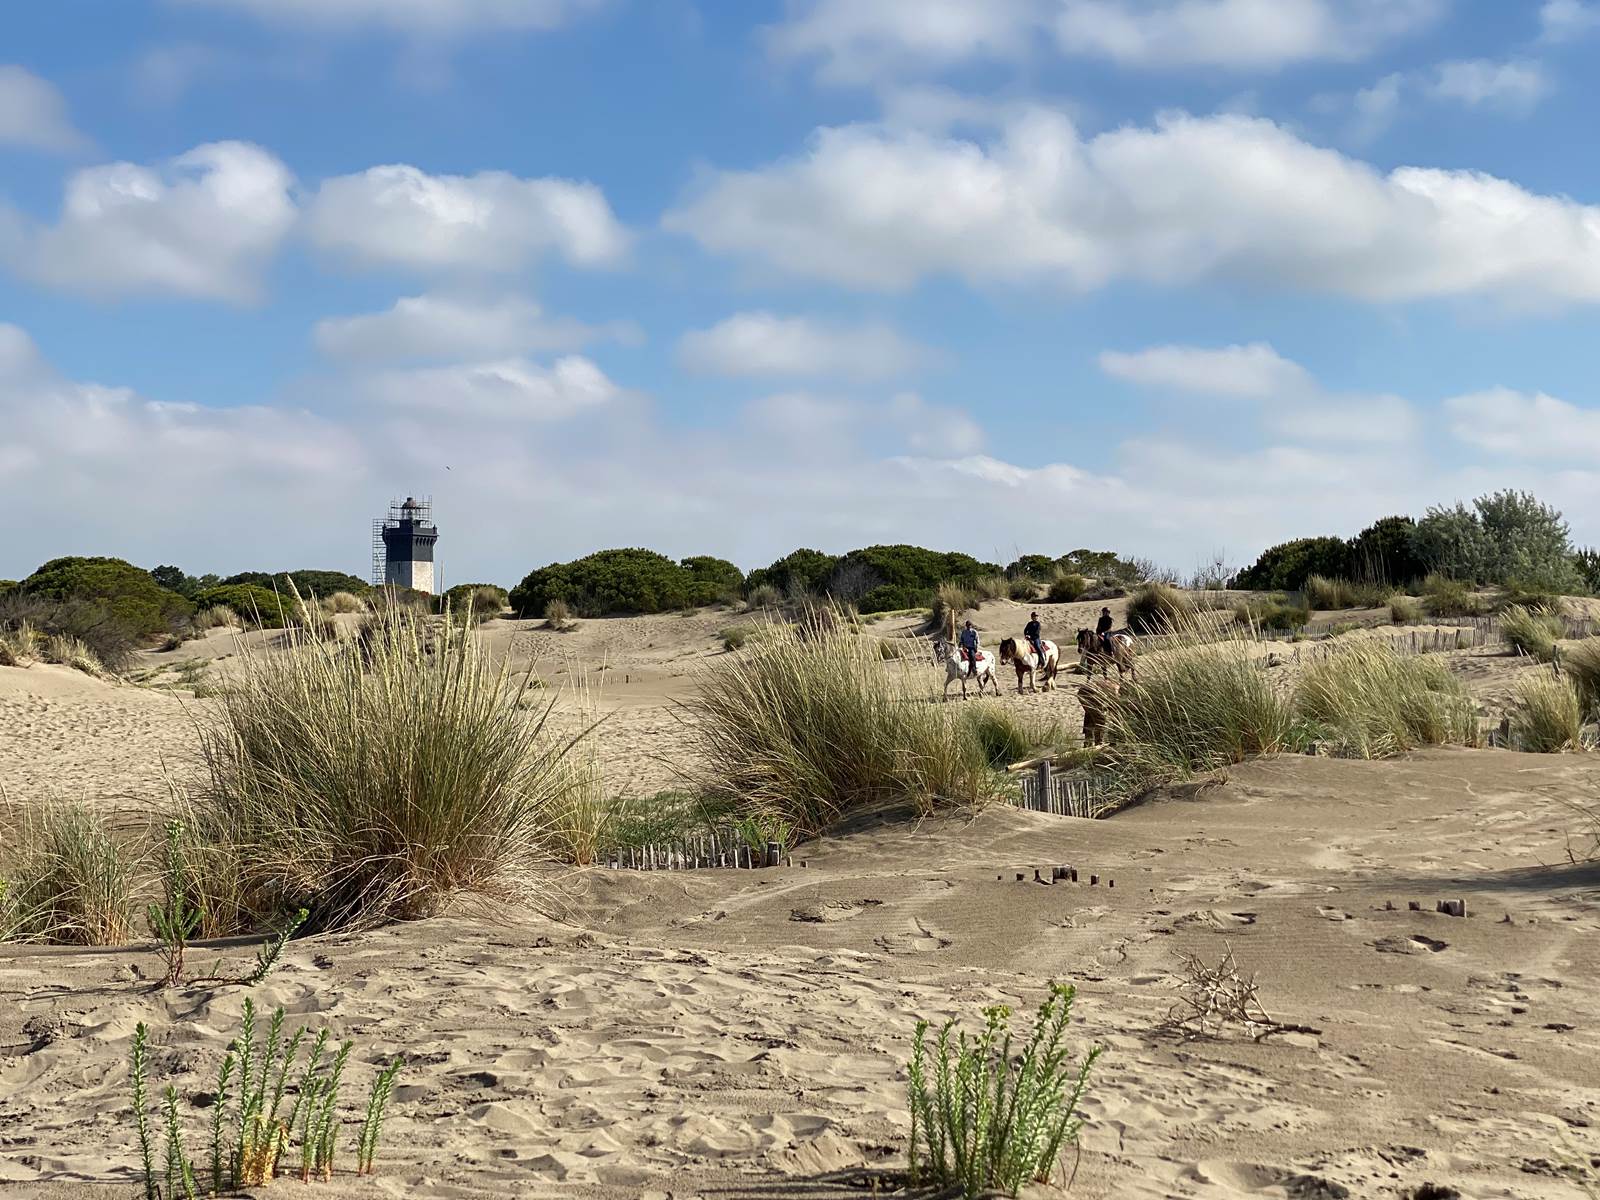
1106 639 1298 777
0 801 141 945
1304 576 1386 610
1005 554 1056 581
744 548 840 599
721 625 751 652
511 548 697 618
188 608 586 931
19 556 192 638
1046 571 1088 603
42 634 104 675
745 583 782 610
685 607 1001 837
1234 595 1310 632
322 590 369 615
1233 537 1353 591
192 604 242 631
1295 643 1477 758
0 579 16 597
1126 582 1192 634
1566 638 1600 718
1349 515 1426 586
907 983 1101 1200
1509 672 1585 753
1057 549 1143 586
194 583 291 629
1388 595 1422 624
1421 573 1482 617
543 598 574 632
969 573 1010 603
1501 605 1565 662
440 583 508 619
961 707 1036 769
1006 578 1038 601
1495 584 1568 616
222 569 372 599
834 545 1001 614
0 593 143 672
681 556 745 606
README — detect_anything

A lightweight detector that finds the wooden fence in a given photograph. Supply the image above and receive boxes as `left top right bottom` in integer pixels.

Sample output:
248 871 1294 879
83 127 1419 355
602 826 787 871
1013 760 1124 819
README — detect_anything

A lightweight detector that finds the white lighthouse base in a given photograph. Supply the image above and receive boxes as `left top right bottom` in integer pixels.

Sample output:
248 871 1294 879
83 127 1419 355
386 560 435 595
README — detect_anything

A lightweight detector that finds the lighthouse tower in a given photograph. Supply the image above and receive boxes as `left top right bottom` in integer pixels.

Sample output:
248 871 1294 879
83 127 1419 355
374 497 439 595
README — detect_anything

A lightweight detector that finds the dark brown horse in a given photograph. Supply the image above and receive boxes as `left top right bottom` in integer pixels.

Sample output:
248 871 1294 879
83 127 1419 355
1076 628 1137 681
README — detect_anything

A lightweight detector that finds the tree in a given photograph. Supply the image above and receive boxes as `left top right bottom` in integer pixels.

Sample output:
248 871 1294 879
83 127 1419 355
1472 490 1581 591
1005 555 1056 581
20 556 193 635
1411 503 1489 581
745 549 840 598
1232 537 1352 591
510 549 697 617
1348 516 1425 586
680 556 745 605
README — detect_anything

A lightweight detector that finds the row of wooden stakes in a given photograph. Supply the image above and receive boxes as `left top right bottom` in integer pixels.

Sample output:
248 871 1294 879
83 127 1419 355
1000 865 1115 888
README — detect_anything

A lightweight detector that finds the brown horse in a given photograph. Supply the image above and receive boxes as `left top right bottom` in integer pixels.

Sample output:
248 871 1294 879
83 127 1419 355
1076 676 1121 745
998 636 1059 694
1077 628 1137 681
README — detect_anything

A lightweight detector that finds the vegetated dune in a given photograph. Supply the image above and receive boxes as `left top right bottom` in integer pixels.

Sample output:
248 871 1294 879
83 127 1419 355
3 751 1597 1198
3 595 1599 1197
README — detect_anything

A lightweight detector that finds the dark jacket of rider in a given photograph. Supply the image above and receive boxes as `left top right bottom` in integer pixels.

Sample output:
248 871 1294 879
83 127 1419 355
1023 617 1041 642
1096 611 1114 636
958 626 979 655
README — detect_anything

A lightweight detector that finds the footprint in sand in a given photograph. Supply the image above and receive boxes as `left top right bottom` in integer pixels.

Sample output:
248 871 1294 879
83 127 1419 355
1372 934 1448 954
789 900 883 924
873 919 951 954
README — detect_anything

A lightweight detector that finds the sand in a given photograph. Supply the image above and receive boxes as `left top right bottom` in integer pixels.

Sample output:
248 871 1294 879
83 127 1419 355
3 606 1599 1199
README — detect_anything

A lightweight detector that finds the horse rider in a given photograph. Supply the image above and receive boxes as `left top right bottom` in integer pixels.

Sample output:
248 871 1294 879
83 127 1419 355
959 619 981 677
1096 606 1114 655
1024 611 1045 662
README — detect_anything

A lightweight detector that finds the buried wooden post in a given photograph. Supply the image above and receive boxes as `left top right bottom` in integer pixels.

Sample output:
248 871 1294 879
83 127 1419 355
766 841 781 868
1036 760 1051 812
1436 899 1467 917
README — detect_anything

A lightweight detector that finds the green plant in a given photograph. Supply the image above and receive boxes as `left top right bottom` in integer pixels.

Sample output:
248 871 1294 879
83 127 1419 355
1510 672 1586 753
543 597 574 631
720 625 751 652
1501 604 1565 663
357 1057 403 1175
189 605 587 931
148 820 203 986
194 583 291 630
687 605 1001 837
17 555 193 637
1303 575 1386 610
1295 643 1478 758
1421 573 1482 617
248 907 309 985
1126 582 1193 634
745 583 782 610
1233 536 1353 591
321 591 369 615
1233 595 1310 632
1045 571 1087 604
1566 638 1600 718
907 982 1102 1199
132 1023 157 1200
0 801 140 944
1388 594 1422 624
928 581 978 639
961 707 1037 769
1006 578 1037 601
163 1084 198 1199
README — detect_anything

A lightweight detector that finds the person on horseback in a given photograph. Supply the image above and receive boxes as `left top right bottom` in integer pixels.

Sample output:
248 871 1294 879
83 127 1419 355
1023 611 1044 662
959 619 980 677
1096 606 1114 656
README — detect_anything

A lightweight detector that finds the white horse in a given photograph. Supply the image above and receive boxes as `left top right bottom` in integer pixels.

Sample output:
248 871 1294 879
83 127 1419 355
998 637 1059 693
932 637 998 700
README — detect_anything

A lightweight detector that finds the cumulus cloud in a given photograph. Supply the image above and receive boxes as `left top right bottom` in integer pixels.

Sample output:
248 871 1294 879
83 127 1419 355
678 312 929 380
1445 387 1600 459
305 164 627 274
2 141 295 302
357 354 622 421
1428 59 1551 113
0 65 89 153
315 292 635 362
1101 341 1416 442
1541 0 1600 42
666 109 1600 307
768 0 1441 81
170 0 608 35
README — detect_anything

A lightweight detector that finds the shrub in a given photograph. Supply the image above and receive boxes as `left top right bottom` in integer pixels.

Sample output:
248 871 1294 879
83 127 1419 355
1106 638 1298 777
1126 582 1192 634
721 625 751 651
1501 605 1565 662
681 556 745 606
1046 571 1088 604
1496 583 1568 616
439 583 507 618
1509 672 1585 753
223 569 372 599
194 583 291 629
19 556 192 637
685 607 1001 837
0 800 141 945
1005 554 1056 581
1566 638 1600 718
1348 515 1426 587
1057 549 1143 586
1388 595 1422 624
970 573 1010 603
835 545 1002 614
1304 576 1386 610
511 548 697 617
188 607 586 931
1295 643 1477 758
193 604 242 631
1006 578 1037 601
744 548 840 598
1233 536 1353 591
1421 573 1482 617
0 579 16 596
543 598 574 631
321 591 369 615
745 583 782 610
0 594 143 673
907 982 1101 1199
1233 595 1309 632
42 634 104 675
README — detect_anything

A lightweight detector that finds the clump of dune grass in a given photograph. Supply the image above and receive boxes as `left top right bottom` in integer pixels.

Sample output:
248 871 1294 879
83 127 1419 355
192 604 242 632
1304 576 1386 611
189 607 585 931
1233 594 1309 633
1126 581 1193 634
687 606 1001 836
0 620 42 667
721 625 751 652
1046 570 1087 604
321 591 369 616
543 598 575 632
1510 672 1586 753
1495 584 1568 617
1501 604 1565 663
1106 636 1297 778
1422 573 1482 617
1388 594 1422 624
971 573 1011 603
1565 638 1600 718
0 797 141 945
1295 642 1478 758
960 706 1064 769
929 581 978 640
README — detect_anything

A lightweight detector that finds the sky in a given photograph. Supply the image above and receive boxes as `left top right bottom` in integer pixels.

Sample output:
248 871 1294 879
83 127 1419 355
4 0 1600 588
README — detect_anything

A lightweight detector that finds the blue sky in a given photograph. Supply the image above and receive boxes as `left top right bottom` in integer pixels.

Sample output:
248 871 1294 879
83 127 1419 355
4 0 1600 588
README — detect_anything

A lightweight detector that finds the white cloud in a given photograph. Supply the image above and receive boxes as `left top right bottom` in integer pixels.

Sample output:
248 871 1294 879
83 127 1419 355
1344 72 1404 143
1541 0 1600 42
768 0 1441 81
666 109 1600 307
1101 341 1415 443
1446 387 1600 459
306 164 627 274
170 0 608 35
0 65 89 153
2 141 295 302
1052 0 1443 69
358 355 621 421
678 312 928 380
1429 59 1551 113
315 292 634 362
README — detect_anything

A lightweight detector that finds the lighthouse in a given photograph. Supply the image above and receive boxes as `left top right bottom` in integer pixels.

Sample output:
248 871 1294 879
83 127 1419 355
373 497 439 595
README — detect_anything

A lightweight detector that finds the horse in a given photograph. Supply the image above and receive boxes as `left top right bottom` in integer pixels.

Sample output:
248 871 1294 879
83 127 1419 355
1076 676 1120 746
998 636 1059 694
1077 628 1138 681
933 637 998 700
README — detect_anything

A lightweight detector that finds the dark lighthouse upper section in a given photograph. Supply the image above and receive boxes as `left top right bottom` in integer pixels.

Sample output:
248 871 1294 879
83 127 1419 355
380 497 439 594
